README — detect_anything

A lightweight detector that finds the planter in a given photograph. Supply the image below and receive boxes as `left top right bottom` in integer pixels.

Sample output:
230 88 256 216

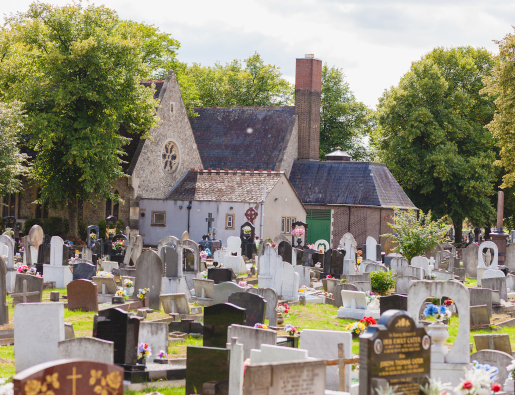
277 313 284 325
137 358 147 366
428 322 449 363
287 335 299 348
124 287 134 296
154 358 169 365
504 378 514 393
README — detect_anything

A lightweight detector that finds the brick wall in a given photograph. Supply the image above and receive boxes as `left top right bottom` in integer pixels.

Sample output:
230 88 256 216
295 57 322 160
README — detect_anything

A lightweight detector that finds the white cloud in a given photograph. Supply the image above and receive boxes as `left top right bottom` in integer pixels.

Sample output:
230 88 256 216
2 0 515 108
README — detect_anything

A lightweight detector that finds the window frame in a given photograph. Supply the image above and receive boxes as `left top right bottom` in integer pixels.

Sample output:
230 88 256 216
281 217 297 234
151 211 166 227
225 214 235 230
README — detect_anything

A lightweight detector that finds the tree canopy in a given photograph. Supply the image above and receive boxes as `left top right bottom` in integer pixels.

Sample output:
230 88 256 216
320 65 373 160
1 2 160 236
185 52 293 107
0 101 28 199
373 47 498 242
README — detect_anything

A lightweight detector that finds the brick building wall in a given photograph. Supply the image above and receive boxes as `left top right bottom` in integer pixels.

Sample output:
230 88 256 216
295 56 322 160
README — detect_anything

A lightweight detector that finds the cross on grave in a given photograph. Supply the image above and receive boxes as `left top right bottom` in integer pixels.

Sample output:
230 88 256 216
11 280 40 304
245 207 258 224
66 366 82 395
206 213 215 240
21 237 33 266
325 342 358 391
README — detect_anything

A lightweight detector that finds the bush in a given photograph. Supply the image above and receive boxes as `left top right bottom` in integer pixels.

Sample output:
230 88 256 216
98 220 106 240
22 218 43 235
42 217 67 238
116 219 124 234
371 271 395 295
77 220 87 242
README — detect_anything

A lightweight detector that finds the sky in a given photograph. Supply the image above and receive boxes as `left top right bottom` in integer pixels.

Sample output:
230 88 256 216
2 0 515 108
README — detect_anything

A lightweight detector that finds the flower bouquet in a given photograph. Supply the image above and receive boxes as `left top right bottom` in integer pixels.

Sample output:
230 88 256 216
201 270 208 279
138 288 149 301
90 233 97 240
243 226 252 235
345 321 367 337
17 265 40 277
200 251 208 259
155 350 168 364
423 303 451 322
292 227 305 238
455 360 500 395
326 274 334 279
254 323 268 329
96 271 112 278
284 324 297 336
204 248 211 257
324 292 334 299
365 291 379 310
112 240 124 251
276 303 290 314
360 316 377 327
115 288 128 300
123 279 134 296
137 343 152 364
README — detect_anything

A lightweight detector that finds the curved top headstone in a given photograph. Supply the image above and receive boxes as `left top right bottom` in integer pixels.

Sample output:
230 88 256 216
478 241 498 269
29 225 44 249
134 250 164 310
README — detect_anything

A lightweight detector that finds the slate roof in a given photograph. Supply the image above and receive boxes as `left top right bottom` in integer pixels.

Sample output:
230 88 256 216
289 160 416 209
165 170 284 202
189 107 296 171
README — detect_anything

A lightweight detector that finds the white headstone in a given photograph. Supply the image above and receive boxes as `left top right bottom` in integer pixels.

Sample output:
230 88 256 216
411 256 433 276
366 236 378 261
0 235 14 269
339 233 357 262
478 241 498 269
57 337 114 365
50 236 64 266
138 322 168 360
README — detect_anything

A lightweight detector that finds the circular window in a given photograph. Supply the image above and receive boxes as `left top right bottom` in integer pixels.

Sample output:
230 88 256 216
162 140 179 172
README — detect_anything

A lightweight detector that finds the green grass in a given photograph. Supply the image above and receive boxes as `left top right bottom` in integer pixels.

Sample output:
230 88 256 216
125 387 184 395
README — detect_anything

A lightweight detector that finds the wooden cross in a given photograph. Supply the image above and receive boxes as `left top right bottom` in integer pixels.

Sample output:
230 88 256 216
66 366 83 395
11 280 40 304
325 343 359 391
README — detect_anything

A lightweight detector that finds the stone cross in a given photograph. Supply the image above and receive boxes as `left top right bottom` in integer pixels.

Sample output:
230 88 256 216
206 213 214 240
11 280 40 304
21 237 33 266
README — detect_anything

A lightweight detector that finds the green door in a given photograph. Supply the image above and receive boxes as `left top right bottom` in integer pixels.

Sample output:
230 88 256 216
306 209 331 245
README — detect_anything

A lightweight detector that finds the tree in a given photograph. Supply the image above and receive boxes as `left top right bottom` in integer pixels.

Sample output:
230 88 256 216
320 65 374 160
373 47 498 243
2 2 159 237
185 52 293 107
0 101 28 199
483 28 515 191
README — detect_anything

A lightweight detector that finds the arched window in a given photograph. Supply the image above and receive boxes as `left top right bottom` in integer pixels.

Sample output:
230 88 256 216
105 198 112 218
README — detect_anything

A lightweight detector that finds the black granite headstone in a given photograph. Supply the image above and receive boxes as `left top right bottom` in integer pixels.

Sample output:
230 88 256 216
330 249 345 276
203 303 246 348
359 310 430 395
72 261 96 281
379 294 409 315
184 248 195 272
208 268 233 284
240 221 256 260
186 346 229 395
93 307 140 366
228 292 266 327
294 248 303 266
278 241 293 264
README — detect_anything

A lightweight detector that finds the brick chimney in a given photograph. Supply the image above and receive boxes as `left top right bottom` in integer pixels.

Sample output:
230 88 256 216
295 54 322 160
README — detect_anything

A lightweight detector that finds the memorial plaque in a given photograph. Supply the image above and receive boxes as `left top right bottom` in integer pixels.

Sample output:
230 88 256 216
359 310 430 395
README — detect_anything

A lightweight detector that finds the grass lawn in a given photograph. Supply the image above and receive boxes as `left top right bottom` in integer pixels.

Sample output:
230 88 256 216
0 281 510 394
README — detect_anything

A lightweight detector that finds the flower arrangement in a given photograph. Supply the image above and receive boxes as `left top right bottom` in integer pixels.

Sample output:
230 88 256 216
238 281 246 287
423 303 451 321
356 258 362 266
360 316 377 327
200 251 208 259
307 244 315 249
254 323 268 329
204 248 211 257
454 360 500 395
137 343 152 360
112 240 124 250
507 359 515 379
345 321 367 336
123 279 134 288
5 228 14 238
243 226 252 235
298 285 308 293
284 324 297 336
17 265 39 277
356 249 363 256
444 299 454 306
201 270 208 279
276 303 290 314
96 271 112 278
115 288 127 300
138 288 149 300
90 233 97 240
157 350 168 359
326 274 334 279
264 238 276 248
292 227 305 237
420 378 452 395
325 292 334 299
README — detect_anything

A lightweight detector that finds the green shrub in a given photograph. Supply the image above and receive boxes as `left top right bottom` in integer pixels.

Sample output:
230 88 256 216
116 219 124 234
77 220 87 242
98 220 106 240
42 217 67 238
22 218 43 235
371 271 395 295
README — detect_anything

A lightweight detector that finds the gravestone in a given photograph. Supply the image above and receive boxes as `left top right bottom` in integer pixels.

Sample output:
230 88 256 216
186 346 229 395
380 294 408 315
364 262 387 273
13 273 43 305
57 337 114 365
505 243 515 273
138 322 168 361
470 305 490 330
225 236 246 275
227 324 277 359
228 292 266 327
93 307 140 365
395 275 419 295
359 310 430 395
278 241 293 264
72 261 96 281
0 256 7 325
240 222 256 259
162 245 179 277
14 302 65 372
411 256 432 276
208 267 233 284
470 349 513 385
92 277 118 294
474 334 512 354
404 266 424 280
248 287 278 327
213 282 246 304
366 236 379 261
45 236 73 288
67 279 98 312
463 243 479 278
327 249 345 277
160 293 189 314
193 278 214 299
482 277 507 302
133 250 164 310
13 359 124 395
183 247 195 272
203 303 246 348
50 236 65 266
390 257 409 275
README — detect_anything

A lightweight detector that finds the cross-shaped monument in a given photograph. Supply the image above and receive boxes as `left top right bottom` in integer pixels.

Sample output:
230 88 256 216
206 213 214 240
11 280 40 304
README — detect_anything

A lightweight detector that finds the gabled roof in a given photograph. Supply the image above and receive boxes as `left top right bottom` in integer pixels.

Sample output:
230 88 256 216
289 160 416 209
165 169 284 203
189 107 296 171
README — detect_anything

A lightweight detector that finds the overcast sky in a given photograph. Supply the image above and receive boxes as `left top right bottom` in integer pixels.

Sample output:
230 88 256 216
3 0 515 108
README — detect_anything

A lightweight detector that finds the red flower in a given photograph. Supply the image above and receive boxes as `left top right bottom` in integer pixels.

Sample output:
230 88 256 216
444 299 454 306
462 381 473 390
326 275 333 279
492 383 501 392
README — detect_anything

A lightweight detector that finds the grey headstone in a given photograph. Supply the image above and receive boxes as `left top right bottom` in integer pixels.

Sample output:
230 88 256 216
228 292 266 327
470 349 513 385
72 261 96 281
163 245 179 278
213 282 246 305
470 287 492 317
394 276 419 295
463 243 479 278
57 337 114 365
332 283 358 308
13 274 43 305
482 277 507 302
134 250 164 310
227 324 277 360
248 287 278 327
474 333 512 354
470 305 490 330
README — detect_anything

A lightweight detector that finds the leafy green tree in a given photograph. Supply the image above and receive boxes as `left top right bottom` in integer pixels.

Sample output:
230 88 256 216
373 47 498 243
0 101 28 199
186 52 293 107
320 65 374 160
2 2 159 237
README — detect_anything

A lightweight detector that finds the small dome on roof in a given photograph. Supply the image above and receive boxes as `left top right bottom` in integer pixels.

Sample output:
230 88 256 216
326 148 352 161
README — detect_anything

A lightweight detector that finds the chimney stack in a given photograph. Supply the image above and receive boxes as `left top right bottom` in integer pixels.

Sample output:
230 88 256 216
295 54 322 160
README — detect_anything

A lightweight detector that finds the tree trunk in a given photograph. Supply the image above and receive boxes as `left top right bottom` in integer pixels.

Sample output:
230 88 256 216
484 225 491 240
67 199 78 239
454 219 463 244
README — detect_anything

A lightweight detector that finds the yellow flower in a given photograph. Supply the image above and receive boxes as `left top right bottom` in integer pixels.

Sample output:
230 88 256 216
25 380 42 395
106 372 121 389
90 369 103 386
299 289 304 293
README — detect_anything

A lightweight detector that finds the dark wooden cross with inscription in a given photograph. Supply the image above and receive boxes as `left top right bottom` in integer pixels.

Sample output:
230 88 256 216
206 213 214 240
11 280 40 304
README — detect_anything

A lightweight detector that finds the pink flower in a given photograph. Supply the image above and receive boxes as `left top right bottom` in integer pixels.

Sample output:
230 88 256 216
492 383 501 392
462 381 473 390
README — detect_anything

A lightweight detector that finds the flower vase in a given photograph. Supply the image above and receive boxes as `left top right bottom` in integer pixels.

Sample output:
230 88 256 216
137 358 146 366
503 377 514 393
124 287 134 296
428 322 449 363
287 335 299 348
297 238 302 247
277 313 284 325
